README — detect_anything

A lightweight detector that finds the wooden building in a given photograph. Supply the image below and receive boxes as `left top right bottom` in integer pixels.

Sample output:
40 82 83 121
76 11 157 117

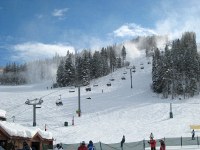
0 121 53 150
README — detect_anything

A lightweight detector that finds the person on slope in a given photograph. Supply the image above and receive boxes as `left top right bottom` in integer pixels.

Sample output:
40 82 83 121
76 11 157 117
192 129 195 140
120 135 125 150
78 141 87 150
54 144 63 150
159 139 165 150
87 140 96 150
148 137 156 150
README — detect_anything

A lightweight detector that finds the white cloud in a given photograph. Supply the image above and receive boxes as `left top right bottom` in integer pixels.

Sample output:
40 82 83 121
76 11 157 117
154 1 200 42
113 1 200 43
52 8 68 17
113 23 157 37
12 42 75 62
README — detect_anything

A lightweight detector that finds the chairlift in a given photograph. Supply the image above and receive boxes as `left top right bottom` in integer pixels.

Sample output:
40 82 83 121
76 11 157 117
85 87 91 92
121 76 126 80
107 82 111 86
69 87 75 93
93 84 98 87
132 69 136 73
86 97 91 100
123 71 127 74
83 81 89 86
109 78 115 81
141 66 144 69
56 99 63 106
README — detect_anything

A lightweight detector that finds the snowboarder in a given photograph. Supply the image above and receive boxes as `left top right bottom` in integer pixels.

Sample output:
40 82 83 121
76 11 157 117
78 141 87 150
148 137 156 150
192 129 195 140
87 140 95 150
121 135 125 150
159 139 165 150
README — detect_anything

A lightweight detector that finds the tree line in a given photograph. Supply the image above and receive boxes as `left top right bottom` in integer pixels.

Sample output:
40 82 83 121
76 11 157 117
0 63 27 85
0 54 61 85
56 45 127 87
152 32 200 99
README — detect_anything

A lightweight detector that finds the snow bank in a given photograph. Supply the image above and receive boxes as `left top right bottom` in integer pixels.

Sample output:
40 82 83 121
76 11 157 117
0 121 52 139
0 109 6 118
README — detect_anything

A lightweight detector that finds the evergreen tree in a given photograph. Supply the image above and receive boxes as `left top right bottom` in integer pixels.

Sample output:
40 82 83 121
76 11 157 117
80 50 91 86
91 51 103 78
152 32 199 98
56 60 65 87
64 53 75 86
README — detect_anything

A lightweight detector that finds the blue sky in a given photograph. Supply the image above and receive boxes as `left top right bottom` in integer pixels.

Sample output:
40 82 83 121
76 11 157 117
0 0 200 67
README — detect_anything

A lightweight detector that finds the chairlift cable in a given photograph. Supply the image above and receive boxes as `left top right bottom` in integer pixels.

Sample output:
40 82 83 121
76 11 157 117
7 107 31 119
39 87 68 99
6 103 26 112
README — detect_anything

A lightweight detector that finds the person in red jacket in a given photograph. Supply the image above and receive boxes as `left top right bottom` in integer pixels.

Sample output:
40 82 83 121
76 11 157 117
78 141 87 150
148 137 156 150
159 139 166 150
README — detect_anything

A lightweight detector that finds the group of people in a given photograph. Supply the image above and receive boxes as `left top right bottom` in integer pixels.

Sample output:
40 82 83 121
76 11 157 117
148 133 166 150
147 133 166 150
54 130 196 150
120 133 166 150
77 141 95 150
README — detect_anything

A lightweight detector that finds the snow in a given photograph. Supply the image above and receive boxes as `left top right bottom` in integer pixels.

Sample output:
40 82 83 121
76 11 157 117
0 109 6 118
0 50 199 145
0 121 53 139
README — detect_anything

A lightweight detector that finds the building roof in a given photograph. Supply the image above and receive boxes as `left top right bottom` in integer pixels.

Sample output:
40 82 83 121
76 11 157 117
0 109 6 118
0 121 53 140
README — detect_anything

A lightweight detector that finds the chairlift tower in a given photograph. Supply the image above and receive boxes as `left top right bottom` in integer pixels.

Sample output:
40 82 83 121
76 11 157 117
78 86 81 117
25 98 43 126
126 66 134 89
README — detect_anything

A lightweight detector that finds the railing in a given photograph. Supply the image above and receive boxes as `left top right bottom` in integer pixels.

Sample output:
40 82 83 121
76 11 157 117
55 136 200 150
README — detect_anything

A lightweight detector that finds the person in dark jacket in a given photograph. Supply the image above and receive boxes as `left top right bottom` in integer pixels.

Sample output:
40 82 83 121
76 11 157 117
159 139 165 150
87 140 95 150
192 129 195 140
121 135 125 150
22 141 31 150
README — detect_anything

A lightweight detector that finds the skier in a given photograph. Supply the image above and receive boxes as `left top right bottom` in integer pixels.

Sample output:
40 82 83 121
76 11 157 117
148 137 156 150
78 141 87 150
120 135 125 150
159 139 165 150
192 129 195 140
87 140 95 150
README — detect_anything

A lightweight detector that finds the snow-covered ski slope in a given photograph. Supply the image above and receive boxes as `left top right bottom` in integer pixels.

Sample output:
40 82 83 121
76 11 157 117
1 50 200 144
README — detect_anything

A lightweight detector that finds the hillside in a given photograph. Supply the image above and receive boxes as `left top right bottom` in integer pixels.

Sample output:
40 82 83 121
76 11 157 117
0 50 200 144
